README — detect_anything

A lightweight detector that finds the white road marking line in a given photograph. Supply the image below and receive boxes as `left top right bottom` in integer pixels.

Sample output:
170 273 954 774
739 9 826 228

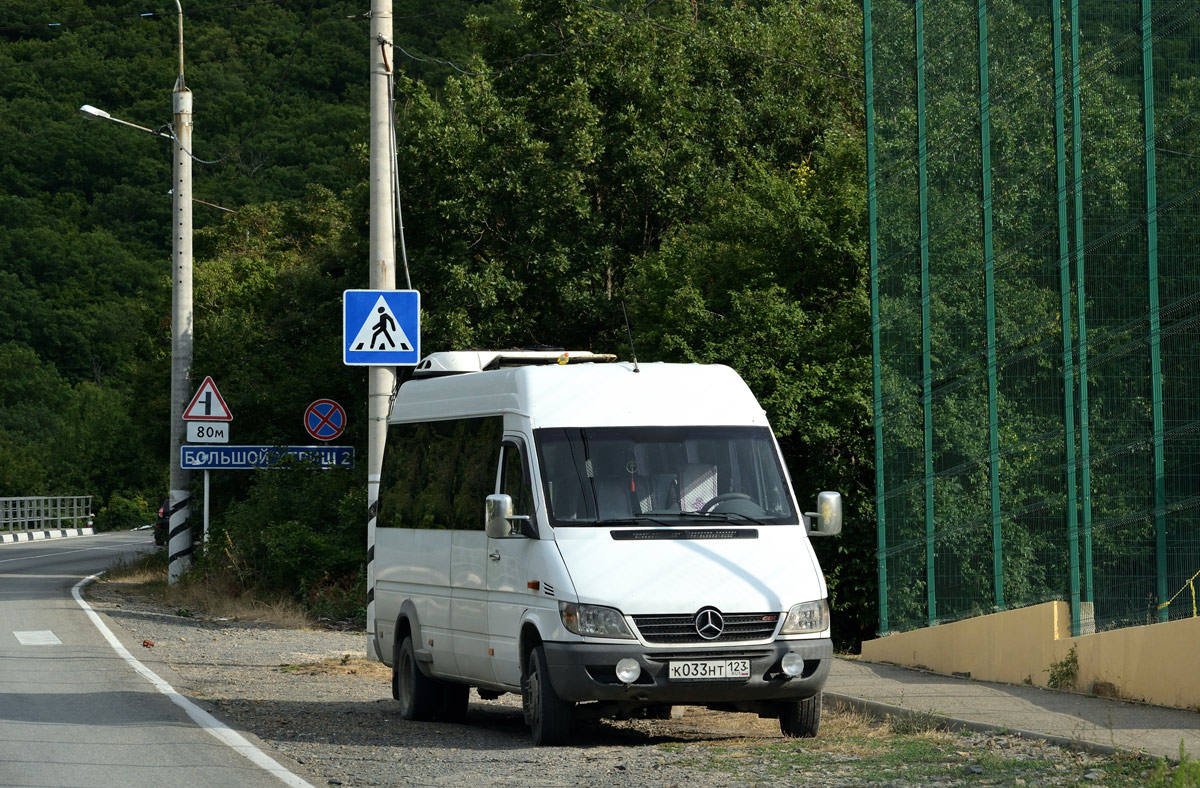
0 539 151 565
14 630 62 645
72 574 318 788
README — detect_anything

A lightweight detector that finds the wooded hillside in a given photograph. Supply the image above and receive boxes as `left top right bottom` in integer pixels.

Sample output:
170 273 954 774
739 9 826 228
0 0 874 645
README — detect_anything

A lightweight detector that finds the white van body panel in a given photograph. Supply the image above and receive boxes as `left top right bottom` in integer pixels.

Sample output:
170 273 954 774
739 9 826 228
449 530 492 683
552 526 826 617
391 362 769 429
374 527 458 676
373 356 835 713
486 536 564 687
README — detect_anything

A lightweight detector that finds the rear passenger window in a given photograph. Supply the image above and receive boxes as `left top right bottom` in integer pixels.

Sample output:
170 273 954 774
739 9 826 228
378 417 502 530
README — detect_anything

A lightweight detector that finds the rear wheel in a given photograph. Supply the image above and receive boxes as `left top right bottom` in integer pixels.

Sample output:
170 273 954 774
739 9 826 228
779 692 822 738
522 645 573 745
436 682 470 723
394 635 437 721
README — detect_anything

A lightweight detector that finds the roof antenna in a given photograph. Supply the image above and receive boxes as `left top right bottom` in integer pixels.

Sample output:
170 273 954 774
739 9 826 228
621 301 640 373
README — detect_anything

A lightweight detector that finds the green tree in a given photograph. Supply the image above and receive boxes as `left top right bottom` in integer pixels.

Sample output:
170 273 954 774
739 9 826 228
392 0 873 642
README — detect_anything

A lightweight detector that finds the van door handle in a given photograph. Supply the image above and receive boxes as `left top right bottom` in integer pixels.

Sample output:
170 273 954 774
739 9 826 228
489 551 501 561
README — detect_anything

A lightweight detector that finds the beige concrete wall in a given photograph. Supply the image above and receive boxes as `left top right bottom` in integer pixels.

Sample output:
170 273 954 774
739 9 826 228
859 602 1200 710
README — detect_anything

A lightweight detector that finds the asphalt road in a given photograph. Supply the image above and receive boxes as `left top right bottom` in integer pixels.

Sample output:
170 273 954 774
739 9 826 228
0 532 312 788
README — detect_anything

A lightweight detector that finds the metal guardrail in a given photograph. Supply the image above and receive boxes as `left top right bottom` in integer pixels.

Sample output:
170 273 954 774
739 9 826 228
0 496 93 532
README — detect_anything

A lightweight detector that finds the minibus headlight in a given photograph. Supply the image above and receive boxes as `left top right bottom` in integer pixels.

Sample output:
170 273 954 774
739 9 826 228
781 600 829 634
559 602 634 639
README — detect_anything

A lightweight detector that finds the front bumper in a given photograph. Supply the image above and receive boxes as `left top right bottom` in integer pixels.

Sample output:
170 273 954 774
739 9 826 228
541 638 832 704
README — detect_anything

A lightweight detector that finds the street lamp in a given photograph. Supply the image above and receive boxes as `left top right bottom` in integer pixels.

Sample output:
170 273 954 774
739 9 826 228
79 1 194 584
79 105 171 138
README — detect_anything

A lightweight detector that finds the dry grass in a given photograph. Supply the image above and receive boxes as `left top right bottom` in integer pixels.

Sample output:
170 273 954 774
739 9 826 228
802 706 953 757
100 556 165 586
818 706 888 738
95 552 313 629
278 655 391 679
165 581 313 629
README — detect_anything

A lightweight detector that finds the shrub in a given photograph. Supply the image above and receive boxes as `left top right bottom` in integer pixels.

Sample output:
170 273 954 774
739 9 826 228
93 493 152 532
1047 646 1079 690
1147 744 1200 788
205 464 365 609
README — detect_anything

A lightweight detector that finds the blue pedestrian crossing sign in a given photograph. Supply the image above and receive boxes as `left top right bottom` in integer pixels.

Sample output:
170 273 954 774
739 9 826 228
343 289 420 366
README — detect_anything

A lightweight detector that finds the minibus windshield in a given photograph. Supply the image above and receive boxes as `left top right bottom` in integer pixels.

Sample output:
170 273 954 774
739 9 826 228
534 426 797 526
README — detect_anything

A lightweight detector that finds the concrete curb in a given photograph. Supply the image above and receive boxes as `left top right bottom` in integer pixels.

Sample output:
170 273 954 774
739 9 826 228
825 692 1133 761
0 527 95 544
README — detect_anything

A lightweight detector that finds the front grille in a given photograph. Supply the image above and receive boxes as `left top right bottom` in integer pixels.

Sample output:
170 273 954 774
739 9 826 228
632 612 780 644
611 529 759 541
645 647 776 663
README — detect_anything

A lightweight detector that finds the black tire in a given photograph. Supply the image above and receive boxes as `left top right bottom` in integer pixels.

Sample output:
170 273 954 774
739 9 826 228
436 682 470 724
394 635 437 721
522 645 573 746
779 692 822 738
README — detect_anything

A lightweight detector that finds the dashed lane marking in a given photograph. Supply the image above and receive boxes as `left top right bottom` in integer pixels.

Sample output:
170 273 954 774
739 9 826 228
14 630 62 645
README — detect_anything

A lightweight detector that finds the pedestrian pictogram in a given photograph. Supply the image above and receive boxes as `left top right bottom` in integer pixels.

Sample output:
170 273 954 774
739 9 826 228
343 290 420 366
304 399 347 442
183 376 232 421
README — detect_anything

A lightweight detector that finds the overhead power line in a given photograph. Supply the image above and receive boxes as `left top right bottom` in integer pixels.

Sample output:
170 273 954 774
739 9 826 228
0 0 286 33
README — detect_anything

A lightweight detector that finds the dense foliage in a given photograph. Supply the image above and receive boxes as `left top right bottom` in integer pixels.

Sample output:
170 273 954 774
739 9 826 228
1 1 874 645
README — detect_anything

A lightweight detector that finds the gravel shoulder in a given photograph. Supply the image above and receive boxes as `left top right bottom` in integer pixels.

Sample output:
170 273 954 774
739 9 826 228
82 579 1161 788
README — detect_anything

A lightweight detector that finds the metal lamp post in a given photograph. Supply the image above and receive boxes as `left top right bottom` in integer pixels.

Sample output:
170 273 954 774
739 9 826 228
80 2 193 583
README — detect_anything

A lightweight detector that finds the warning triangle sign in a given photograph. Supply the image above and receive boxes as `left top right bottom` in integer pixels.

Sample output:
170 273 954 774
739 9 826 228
349 295 414 353
184 376 232 421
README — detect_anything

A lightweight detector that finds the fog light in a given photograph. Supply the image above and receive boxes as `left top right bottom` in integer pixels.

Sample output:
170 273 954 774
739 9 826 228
615 658 642 684
781 652 805 678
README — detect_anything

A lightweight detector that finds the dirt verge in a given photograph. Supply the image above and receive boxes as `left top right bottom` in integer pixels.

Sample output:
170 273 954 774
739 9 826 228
84 579 1158 788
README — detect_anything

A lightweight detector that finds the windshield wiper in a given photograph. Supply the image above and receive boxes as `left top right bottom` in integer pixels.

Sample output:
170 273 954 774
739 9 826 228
597 515 677 527
675 511 765 525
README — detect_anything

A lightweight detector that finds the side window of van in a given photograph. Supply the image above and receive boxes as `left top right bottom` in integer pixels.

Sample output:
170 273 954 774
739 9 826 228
379 416 502 530
500 440 534 520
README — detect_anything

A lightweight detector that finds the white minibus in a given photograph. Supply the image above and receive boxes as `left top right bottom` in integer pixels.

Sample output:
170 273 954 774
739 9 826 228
370 350 842 745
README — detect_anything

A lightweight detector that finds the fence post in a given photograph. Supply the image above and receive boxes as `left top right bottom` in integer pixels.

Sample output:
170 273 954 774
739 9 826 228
914 0 937 628
864 0 888 636
1139 0 1168 625
977 0 1004 613
1052 0 1083 638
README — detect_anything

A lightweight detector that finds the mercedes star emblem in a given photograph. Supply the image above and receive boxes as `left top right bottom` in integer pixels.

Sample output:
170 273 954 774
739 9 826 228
694 607 725 640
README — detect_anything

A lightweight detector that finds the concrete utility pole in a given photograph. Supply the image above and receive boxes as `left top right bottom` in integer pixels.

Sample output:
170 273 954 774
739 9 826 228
168 0 194 584
366 0 396 660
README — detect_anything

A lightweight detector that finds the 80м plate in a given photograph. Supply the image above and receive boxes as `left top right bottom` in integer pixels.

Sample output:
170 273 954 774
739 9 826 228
668 659 751 680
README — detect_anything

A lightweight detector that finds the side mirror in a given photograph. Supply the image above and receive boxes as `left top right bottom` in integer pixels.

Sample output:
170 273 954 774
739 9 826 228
485 494 531 539
805 491 843 536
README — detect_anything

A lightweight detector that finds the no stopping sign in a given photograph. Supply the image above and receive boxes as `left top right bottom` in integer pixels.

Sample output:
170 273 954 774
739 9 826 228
304 399 347 442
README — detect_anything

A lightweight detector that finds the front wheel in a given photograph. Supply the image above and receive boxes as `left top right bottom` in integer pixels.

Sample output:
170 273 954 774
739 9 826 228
779 692 822 738
522 645 573 745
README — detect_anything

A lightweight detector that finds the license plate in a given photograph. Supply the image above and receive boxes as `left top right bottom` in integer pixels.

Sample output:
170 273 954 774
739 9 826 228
668 659 751 681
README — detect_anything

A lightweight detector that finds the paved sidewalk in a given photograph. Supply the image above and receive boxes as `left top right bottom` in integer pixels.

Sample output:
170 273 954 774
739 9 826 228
826 657 1200 761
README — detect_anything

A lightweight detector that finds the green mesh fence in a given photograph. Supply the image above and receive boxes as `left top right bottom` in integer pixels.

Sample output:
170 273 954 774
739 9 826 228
865 0 1200 636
